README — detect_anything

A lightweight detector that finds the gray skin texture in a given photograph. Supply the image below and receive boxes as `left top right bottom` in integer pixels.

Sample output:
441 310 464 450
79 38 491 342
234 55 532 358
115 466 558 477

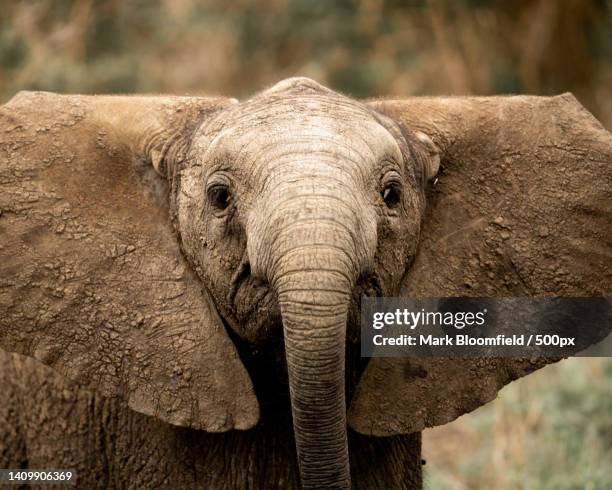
0 350 421 489
1 77 611 489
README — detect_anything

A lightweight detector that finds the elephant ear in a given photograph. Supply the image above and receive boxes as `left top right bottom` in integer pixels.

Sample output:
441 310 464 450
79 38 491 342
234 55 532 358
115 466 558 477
0 91 259 432
349 94 612 436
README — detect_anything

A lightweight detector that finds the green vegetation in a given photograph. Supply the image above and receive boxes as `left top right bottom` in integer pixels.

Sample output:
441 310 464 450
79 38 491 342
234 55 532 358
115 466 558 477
424 358 612 490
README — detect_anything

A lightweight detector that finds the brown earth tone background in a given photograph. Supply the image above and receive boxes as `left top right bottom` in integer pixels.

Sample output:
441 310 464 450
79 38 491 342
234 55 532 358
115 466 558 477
1 1 610 488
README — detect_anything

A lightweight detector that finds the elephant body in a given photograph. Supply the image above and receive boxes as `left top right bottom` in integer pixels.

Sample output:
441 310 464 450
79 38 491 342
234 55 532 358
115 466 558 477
1 79 610 489
0 350 421 489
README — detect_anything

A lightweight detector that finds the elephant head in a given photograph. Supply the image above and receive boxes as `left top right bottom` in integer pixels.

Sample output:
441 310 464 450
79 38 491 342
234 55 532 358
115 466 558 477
1 78 610 489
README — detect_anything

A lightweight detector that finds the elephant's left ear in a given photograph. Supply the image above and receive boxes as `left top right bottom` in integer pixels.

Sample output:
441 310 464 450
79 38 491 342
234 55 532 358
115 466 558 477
349 94 612 436
0 91 259 432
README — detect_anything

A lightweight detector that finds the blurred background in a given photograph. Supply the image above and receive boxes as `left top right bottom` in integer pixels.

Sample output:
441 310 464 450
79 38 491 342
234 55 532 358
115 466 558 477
2 0 612 127
1 1 611 488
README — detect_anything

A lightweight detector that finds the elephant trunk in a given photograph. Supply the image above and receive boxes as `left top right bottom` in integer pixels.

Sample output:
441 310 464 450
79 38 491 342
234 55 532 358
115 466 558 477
247 164 376 489
276 263 352 489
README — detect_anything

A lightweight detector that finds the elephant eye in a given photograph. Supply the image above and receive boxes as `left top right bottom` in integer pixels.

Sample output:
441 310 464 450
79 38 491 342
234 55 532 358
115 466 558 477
207 184 231 210
381 183 402 208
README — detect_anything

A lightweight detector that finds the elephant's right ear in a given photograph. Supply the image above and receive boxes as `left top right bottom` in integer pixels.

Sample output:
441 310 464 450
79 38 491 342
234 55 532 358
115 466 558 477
0 91 259 431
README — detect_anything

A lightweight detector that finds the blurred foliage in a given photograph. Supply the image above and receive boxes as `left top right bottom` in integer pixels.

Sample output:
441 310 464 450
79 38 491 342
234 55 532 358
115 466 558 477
1 0 612 126
1 2 611 488
424 358 612 490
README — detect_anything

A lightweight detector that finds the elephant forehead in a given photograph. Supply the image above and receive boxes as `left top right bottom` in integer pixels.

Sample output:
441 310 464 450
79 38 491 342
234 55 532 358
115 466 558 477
261 76 336 96
237 86 375 128
194 98 402 171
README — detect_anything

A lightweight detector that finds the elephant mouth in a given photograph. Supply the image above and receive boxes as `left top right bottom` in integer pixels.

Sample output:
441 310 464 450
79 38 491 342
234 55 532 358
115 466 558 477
227 258 281 342
346 273 383 341
225 254 384 352
236 273 275 313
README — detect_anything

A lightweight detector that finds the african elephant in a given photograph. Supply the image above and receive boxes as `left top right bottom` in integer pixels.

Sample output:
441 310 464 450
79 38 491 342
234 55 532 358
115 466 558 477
0 77 610 489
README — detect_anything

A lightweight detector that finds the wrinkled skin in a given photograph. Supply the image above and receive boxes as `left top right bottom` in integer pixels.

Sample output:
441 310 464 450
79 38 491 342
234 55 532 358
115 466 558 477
185 81 426 343
0 79 435 489
175 81 433 487
1 77 610 489
0 350 422 489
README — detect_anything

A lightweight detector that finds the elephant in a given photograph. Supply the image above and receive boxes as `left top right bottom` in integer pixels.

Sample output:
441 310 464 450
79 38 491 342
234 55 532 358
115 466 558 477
0 77 610 489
